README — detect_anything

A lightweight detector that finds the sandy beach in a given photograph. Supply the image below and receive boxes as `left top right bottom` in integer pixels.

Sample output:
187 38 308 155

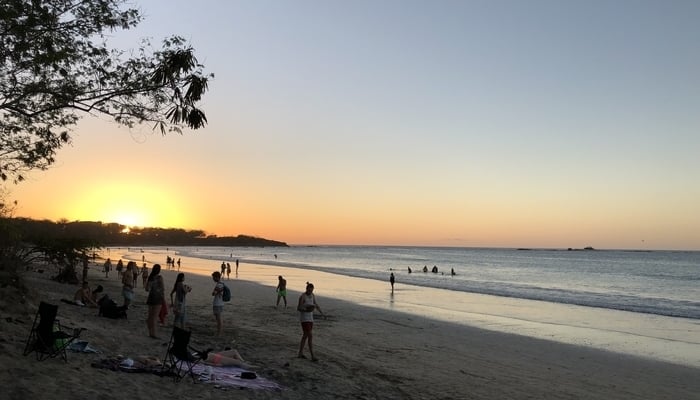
2 259 699 400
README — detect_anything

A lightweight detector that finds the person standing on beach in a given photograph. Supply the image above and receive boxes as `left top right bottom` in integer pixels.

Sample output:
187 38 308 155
276 275 288 308
104 258 112 278
226 263 231 280
170 273 191 329
211 271 225 336
116 259 124 279
390 272 395 293
141 264 149 288
132 261 140 288
145 264 165 338
121 261 136 308
297 282 325 361
235 259 239 274
81 253 89 283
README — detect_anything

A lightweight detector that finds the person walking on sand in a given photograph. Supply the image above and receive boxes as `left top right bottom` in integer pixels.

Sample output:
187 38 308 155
276 275 288 308
211 271 225 336
235 259 239 273
389 272 395 293
297 282 325 361
145 264 165 338
170 273 191 329
226 262 231 280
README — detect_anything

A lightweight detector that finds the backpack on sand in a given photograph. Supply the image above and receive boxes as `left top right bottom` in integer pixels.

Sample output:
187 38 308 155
222 284 231 302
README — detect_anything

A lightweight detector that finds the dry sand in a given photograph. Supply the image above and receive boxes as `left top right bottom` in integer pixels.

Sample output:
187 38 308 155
2 260 699 400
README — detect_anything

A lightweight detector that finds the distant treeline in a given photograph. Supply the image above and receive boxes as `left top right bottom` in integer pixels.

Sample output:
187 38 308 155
2 217 288 247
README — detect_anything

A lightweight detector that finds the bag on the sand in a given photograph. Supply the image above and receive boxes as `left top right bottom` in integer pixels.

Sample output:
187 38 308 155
222 284 231 302
98 295 127 319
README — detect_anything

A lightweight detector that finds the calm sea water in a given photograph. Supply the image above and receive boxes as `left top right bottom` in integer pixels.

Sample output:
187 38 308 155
164 246 699 320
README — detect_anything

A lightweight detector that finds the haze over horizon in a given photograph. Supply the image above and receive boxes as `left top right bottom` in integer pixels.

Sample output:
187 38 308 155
7 1 700 251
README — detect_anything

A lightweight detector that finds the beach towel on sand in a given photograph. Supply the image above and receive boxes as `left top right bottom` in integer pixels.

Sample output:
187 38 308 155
91 358 283 391
91 358 167 374
190 364 283 391
68 340 99 353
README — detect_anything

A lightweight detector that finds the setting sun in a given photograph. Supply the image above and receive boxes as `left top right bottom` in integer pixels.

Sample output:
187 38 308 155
44 179 192 229
110 211 145 228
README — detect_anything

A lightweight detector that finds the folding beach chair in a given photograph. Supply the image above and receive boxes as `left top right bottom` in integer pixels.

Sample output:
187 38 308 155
23 301 85 362
162 326 210 382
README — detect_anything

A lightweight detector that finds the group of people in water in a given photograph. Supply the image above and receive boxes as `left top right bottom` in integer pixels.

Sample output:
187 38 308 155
389 265 457 293
405 265 456 276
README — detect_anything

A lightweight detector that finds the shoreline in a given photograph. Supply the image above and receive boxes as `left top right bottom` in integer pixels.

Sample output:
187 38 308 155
2 260 699 399
116 248 700 368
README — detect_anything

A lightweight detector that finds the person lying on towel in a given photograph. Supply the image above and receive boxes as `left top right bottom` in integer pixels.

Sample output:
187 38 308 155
203 348 254 369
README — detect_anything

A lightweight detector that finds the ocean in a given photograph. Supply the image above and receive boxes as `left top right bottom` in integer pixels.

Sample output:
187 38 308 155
110 245 700 367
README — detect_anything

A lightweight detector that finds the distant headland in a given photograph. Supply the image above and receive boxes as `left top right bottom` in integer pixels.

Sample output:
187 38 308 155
2 217 289 247
516 246 596 251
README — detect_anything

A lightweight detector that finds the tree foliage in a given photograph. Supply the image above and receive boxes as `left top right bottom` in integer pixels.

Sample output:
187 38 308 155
0 0 213 183
2 217 290 247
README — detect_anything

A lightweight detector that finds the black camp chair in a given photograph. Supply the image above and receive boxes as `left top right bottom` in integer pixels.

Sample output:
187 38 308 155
162 326 210 382
23 301 85 362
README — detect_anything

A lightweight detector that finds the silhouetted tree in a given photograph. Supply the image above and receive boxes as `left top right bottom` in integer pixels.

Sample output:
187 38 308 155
0 0 212 183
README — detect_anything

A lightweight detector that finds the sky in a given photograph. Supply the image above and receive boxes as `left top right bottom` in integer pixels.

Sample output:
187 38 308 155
8 0 700 250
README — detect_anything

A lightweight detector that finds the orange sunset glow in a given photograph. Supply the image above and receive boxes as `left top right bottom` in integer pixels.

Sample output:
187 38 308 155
6 0 700 251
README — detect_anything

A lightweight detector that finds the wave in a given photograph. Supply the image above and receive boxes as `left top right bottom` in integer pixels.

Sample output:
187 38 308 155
175 248 700 320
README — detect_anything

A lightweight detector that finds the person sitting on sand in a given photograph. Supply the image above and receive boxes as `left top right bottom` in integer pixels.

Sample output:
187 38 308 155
91 285 104 303
203 348 254 369
74 281 99 307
